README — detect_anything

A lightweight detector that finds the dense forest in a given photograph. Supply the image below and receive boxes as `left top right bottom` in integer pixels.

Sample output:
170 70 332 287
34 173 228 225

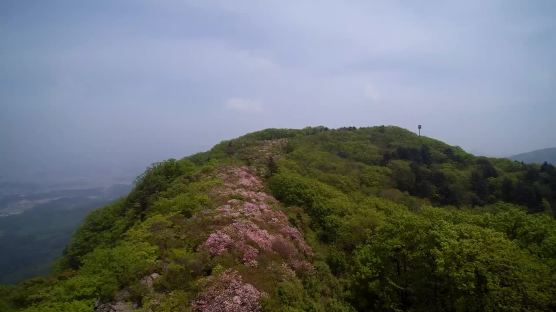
1 126 555 311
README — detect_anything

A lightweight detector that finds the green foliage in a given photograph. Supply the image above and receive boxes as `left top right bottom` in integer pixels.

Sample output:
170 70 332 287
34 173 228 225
61 199 128 269
349 205 556 311
269 171 349 230
20 301 92 312
127 159 197 217
263 126 556 310
3 126 556 311
81 241 157 286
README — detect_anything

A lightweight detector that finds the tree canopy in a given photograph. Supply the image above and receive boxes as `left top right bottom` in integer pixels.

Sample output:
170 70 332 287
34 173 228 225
2 126 555 311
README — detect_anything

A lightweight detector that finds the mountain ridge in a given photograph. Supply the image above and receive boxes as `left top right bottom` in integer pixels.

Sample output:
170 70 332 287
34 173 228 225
1 125 555 312
510 147 556 165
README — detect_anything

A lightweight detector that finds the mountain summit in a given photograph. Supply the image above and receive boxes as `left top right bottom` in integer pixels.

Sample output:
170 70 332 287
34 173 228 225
1 126 555 311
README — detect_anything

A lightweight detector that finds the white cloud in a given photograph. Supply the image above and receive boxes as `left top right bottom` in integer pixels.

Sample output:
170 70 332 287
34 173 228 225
224 98 263 113
363 84 380 101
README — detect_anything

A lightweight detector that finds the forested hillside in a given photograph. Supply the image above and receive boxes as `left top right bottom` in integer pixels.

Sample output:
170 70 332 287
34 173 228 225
1 126 555 311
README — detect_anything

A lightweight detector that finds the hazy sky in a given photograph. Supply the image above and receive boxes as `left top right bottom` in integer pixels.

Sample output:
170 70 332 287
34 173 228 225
1 0 555 183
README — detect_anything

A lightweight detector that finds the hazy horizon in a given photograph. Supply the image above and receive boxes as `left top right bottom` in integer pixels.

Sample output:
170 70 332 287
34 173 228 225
2 0 555 184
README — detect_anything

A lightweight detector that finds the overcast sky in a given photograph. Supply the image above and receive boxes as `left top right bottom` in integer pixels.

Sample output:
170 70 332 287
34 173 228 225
1 0 555 183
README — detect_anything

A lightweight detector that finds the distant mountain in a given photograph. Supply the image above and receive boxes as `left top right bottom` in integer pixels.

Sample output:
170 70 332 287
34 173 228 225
510 147 556 164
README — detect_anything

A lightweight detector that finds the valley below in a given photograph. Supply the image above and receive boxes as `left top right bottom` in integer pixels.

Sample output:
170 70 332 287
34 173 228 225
0 183 131 283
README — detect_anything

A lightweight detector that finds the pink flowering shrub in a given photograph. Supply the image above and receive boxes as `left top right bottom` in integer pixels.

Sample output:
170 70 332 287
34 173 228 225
241 245 259 267
202 232 233 256
233 221 273 251
200 165 313 278
271 236 296 259
192 270 262 312
200 221 273 266
216 167 264 193
280 226 313 257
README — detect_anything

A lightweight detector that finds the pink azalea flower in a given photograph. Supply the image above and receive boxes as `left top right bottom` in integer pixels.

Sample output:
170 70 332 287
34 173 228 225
192 270 262 312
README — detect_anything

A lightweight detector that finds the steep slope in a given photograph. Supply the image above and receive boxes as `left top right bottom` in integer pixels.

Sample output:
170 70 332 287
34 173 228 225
1 126 556 312
510 147 556 165
89 166 314 312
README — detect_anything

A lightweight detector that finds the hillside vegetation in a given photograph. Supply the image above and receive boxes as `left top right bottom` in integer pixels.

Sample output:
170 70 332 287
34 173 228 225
1 126 555 311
